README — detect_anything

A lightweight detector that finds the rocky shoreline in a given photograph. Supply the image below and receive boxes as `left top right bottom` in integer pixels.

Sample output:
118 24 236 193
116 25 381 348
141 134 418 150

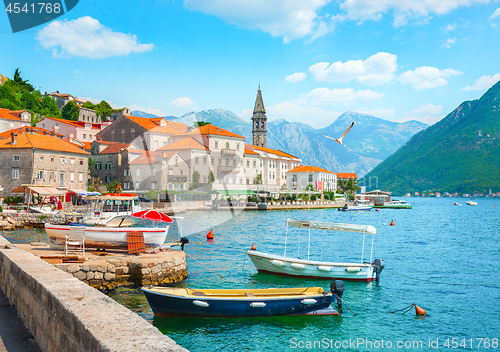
0 213 68 230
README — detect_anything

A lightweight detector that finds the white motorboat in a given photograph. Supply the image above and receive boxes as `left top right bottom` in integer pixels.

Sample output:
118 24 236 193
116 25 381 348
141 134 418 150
373 199 412 209
81 193 142 225
247 219 384 282
338 199 373 211
466 200 477 206
45 215 169 250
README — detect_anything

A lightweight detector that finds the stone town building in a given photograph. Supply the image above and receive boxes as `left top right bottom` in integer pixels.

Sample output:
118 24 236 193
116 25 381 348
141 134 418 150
46 92 100 124
0 108 31 133
127 151 189 192
0 128 90 198
286 165 337 192
96 115 188 151
89 141 143 186
109 107 131 121
252 86 267 148
36 116 102 145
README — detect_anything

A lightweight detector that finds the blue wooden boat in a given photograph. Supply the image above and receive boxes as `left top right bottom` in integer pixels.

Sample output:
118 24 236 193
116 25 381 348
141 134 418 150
142 284 343 317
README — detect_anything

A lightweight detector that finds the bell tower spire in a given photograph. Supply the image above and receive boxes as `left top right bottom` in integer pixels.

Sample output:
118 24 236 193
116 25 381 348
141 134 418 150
252 85 267 148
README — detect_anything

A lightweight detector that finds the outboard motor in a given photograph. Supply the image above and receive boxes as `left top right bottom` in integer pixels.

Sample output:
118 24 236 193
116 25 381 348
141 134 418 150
330 280 345 313
180 237 189 251
372 259 385 282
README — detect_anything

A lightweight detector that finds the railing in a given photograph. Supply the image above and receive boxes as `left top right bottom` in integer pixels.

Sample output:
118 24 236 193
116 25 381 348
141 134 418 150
221 149 237 156
217 166 238 174
167 175 188 183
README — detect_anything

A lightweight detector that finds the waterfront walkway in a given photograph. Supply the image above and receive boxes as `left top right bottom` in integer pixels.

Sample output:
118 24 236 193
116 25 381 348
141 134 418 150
0 289 41 352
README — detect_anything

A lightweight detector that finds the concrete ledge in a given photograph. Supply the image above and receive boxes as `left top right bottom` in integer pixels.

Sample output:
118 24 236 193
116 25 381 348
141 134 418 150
0 235 187 352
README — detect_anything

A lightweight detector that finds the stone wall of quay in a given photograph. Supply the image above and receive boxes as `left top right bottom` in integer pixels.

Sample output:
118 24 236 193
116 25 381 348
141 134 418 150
54 254 188 291
0 213 67 230
0 235 187 352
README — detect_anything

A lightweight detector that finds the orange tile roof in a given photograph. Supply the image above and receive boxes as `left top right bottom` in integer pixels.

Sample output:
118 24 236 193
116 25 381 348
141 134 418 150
244 146 260 155
100 143 132 154
129 150 177 165
188 124 245 139
157 137 209 151
336 173 357 179
0 127 65 139
0 132 89 155
0 108 21 121
42 116 101 130
246 144 300 160
287 165 334 174
123 115 160 130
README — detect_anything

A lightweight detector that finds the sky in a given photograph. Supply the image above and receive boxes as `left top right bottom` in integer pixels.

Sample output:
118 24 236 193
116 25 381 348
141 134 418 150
1 0 500 129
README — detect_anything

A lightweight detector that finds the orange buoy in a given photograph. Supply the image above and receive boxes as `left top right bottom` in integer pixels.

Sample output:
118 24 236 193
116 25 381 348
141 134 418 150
390 220 395 226
206 230 214 240
251 243 256 250
414 303 426 316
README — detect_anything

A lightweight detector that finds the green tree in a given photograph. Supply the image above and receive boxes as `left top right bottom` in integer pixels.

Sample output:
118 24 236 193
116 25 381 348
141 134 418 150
194 121 211 128
94 100 112 120
106 179 122 193
305 184 314 191
256 173 263 184
39 96 60 117
61 100 80 121
337 178 359 195
208 170 215 183
20 91 40 111
13 68 34 92
82 101 95 110
192 170 200 184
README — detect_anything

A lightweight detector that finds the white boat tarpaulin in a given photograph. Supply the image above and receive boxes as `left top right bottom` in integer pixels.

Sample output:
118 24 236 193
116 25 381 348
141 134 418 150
286 219 376 235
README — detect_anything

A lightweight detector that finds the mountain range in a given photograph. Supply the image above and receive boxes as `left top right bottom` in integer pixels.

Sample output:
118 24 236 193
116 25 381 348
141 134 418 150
132 109 427 177
361 81 500 194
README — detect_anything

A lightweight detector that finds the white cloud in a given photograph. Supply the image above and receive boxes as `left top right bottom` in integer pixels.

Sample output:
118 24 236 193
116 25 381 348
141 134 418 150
284 72 307 83
442 37 456 49
305 87 383 105
170 97 196 108
266 102 342 128
411 104 444 116
309 52 397 86
183 0 332 43
339 0 491 27
461 73 500 91
399 66 462 90
356 107 395 118
36 16 154 59
489 8 500 19
445 23 457 30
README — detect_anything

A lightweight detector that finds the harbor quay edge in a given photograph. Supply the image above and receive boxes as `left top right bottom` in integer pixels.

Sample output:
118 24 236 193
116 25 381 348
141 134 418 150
0 235 188 352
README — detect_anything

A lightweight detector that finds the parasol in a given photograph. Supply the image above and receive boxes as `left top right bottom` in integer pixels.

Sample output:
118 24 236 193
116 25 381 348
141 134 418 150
131 210 173 223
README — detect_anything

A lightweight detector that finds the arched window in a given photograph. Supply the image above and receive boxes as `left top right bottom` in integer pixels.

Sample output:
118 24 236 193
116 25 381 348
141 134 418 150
261 122 264 128
226 142 230 149
255 122 259 129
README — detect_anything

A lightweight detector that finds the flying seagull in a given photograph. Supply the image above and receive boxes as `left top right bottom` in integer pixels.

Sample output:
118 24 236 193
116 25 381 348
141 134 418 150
320 121 355 145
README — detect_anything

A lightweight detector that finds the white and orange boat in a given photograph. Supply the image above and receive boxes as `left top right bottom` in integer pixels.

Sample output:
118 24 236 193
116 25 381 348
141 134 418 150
44 215 169 250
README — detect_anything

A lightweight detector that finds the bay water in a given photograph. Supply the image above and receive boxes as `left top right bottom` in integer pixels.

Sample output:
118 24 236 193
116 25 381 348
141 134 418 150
5 197 500 351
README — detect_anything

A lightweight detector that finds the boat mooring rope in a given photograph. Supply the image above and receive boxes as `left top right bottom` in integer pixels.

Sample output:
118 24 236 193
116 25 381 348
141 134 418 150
388 303 415 314
185 252 225 278
337 296 357 316
385 268 500 287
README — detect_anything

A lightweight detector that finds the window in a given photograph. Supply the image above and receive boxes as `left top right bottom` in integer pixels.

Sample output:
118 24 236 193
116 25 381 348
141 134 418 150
179 184 184 190
124 169 130 176
79 173 83 183
253 160 256 167
203 157 207 165
51 157 55 162
237 144 240 150
105 175 111 182
70 172 75 182
233 159 236 166
175 158 178 166
50 172 55 180
218 158 222 165
247 160 250 167
131 128 135 133
211 157 214 165
308 174 313 182
12 170 19 179
180 170 183 176
293 175 297 182
42 123 45 128
226 142 230 149
135 182 140 190
13 156 19 161
225 158 229 166
214 141 218 149
95 163 102 170
70 159 75 165
136 169 140 176
195 157 199 164
61 158 66 165
111 130 115 135
83 134 86 139
105 163 112 170
151 182 156 190
168 184 173 190
60 173 65 185
203 177 207 183
38 171 45 180
246 179 249 185
261 122 264 128
80 160 84 165
163 141 166 147
124 182 130 190
121 129 125 134
153 169 156 176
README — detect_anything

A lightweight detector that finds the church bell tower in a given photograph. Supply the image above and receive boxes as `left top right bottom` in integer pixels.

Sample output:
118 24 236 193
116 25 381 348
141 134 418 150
252 85 267 148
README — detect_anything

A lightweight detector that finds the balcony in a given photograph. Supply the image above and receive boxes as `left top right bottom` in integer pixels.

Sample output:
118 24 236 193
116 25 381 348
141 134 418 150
221 149 237 156
167 175 188 183
217 166 238 174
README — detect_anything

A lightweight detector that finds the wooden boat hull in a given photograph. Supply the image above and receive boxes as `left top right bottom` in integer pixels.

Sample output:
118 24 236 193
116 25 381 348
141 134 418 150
44 223 169 250
141 286 336 317
247 250 377 281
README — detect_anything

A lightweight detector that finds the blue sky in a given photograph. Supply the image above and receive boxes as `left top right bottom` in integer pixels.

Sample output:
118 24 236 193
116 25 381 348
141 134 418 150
1 0 500 128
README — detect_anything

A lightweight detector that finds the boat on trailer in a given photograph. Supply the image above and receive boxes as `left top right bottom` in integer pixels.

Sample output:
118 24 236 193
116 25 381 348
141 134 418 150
246 219 384 282
142 280 345 317
45 215 169 250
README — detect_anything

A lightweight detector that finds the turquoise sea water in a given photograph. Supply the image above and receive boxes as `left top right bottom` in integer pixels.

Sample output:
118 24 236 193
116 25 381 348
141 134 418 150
5 198 500 351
